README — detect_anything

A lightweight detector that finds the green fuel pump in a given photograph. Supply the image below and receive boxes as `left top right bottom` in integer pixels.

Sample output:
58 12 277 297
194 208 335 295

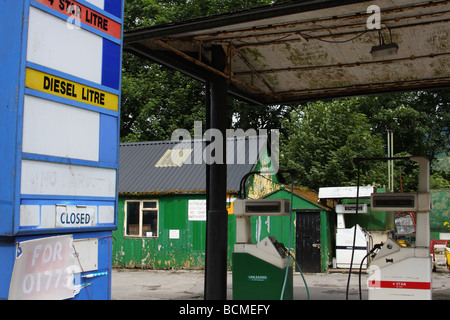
232 199 293 300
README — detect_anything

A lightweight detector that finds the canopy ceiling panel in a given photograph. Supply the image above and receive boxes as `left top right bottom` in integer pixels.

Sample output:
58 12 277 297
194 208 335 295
124 0 450 105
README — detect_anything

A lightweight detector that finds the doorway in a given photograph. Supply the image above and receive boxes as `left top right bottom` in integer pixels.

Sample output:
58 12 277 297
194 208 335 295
295 211 321 273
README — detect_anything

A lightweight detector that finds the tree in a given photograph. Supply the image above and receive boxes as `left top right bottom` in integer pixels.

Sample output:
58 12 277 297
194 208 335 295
120 57 207 141
355 90 450 190
120 0 281 142
280 99 385 191
355 90 449 161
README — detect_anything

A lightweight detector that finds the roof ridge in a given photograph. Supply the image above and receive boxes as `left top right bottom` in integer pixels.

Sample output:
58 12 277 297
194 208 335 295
120 140 181 147
120 135 267 147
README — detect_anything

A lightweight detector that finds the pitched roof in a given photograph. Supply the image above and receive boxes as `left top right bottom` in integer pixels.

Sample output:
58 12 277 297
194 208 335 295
118 137 268 195
285 186 333 211
262 185 332 211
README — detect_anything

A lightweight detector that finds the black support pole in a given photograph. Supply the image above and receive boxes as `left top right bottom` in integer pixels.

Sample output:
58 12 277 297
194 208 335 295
204 45 228 300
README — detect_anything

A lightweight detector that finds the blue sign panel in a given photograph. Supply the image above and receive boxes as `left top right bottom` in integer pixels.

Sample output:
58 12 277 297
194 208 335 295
0 0 124 300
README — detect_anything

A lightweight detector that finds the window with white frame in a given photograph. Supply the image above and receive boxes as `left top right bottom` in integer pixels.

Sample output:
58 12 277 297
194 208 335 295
125 200 159 237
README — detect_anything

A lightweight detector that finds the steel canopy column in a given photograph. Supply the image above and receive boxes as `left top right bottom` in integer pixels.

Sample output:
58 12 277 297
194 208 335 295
204 45 228 300
411 156 431 249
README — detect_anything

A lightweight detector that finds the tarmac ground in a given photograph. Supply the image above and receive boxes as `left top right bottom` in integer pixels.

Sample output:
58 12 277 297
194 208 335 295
111 268 450 300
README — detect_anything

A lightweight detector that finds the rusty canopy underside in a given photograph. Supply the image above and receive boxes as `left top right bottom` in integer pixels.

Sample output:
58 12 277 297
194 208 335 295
124 0 450 105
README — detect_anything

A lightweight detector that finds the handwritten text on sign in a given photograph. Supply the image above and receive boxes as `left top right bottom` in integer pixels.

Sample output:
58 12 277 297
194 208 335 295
188 200 206 221
9 235 75 300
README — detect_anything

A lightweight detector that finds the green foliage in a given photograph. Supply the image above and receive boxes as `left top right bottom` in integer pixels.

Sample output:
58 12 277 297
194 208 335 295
280 99 385 190
124 0 277 30
355 90 449 161
354 90 449 191
121 0 279 142
121 58 207 141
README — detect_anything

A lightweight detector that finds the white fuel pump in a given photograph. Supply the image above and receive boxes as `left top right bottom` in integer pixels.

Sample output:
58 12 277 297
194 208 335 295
335 203 371 269
367 156 432 300
318 186 374 269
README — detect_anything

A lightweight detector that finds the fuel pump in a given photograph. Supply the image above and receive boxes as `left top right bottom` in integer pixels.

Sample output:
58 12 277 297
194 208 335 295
367 156 432 299
232 199 293 300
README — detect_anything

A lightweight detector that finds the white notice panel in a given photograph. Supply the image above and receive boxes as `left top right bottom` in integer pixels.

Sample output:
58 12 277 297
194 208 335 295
22 95 100 161
20 160 116 198
188 200 206 221
19 205 40 227
27 7 103 84
169 229 180 239
85 0 105 9
98 206 115 224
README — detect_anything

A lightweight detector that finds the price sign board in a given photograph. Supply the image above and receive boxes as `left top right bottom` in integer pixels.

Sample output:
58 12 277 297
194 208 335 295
0 0 123 299
0 0 124 236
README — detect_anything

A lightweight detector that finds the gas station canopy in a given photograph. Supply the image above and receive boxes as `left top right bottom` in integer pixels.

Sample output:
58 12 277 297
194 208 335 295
121 0 449 300
124 0 450 105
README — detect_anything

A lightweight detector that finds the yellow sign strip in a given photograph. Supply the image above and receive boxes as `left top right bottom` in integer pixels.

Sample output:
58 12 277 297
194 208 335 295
25 68 118 111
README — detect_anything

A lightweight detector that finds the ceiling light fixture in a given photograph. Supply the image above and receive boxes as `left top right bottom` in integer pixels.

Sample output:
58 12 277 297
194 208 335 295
370 29 399 58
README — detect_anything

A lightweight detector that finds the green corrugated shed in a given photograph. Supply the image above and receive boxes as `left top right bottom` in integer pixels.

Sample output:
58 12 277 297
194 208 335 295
113 140 335 271
113 194 209 269
112 138 277 269
260 188 333 273
113 187 333 271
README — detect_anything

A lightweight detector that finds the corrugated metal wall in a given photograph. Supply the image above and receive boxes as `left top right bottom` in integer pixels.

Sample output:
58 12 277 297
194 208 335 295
112 194 239 269
113 195 206 269
112 189 333 272
263 189 333 273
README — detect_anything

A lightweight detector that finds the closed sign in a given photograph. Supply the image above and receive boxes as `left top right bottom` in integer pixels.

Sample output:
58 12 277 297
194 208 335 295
56 205 96 227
